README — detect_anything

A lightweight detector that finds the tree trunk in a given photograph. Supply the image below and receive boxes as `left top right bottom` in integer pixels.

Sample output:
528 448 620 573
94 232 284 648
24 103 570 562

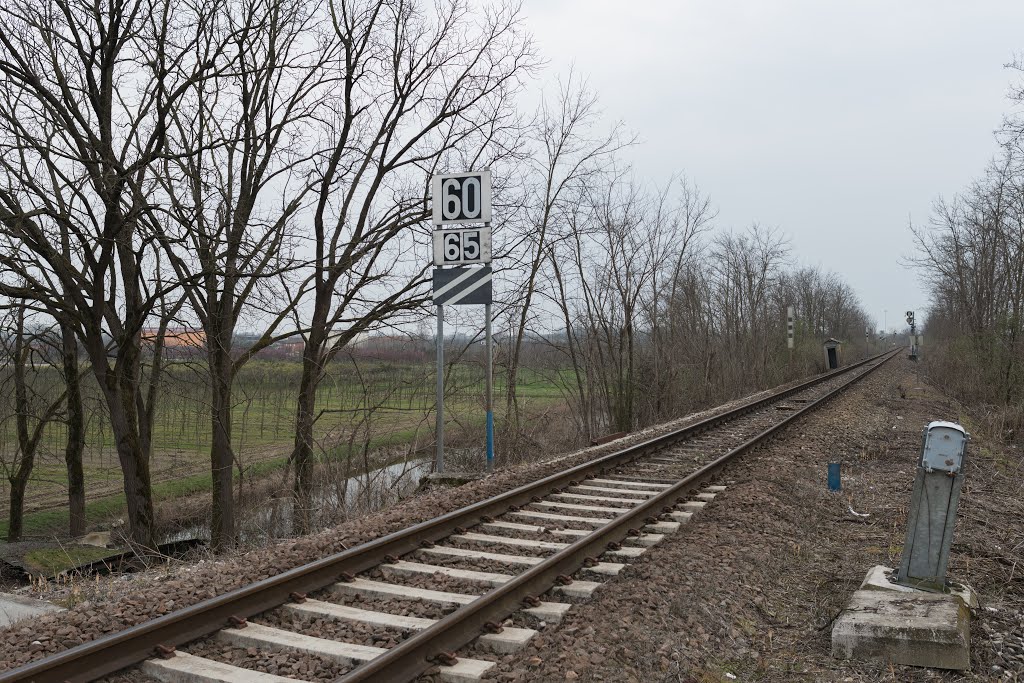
291 336 321 534
209 343 235 549
7 474 28 542
108 406 157 548
85 345 157 548
61 321 86 537
8 308 33 542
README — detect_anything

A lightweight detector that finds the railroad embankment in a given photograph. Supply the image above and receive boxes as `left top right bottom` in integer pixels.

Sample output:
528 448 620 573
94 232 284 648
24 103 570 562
473 356 1022 682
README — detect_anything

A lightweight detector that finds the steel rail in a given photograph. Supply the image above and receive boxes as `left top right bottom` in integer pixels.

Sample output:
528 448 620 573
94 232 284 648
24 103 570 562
0 350 897 683
339 348 900 682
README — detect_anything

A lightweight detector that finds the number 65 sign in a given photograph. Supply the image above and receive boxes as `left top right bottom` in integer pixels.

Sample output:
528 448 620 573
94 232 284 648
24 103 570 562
431 170 491 225
433 227 492 266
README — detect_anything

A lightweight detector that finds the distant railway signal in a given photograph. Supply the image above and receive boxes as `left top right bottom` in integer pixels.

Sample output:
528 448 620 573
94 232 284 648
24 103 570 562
787 305 794 349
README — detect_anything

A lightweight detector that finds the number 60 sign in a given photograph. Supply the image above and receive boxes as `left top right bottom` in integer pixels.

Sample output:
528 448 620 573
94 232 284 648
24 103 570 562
431 170 491 225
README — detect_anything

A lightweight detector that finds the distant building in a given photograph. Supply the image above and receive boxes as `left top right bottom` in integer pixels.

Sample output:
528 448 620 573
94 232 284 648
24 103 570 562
141 327 205 358
142 327 205 348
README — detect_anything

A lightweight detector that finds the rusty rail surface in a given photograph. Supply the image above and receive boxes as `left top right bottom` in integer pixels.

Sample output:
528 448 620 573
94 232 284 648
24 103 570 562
0 350 899 683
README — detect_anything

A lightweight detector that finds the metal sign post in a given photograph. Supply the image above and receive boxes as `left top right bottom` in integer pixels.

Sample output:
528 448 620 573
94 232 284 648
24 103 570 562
485 301 494 472
431 170 494 476
436 305 444 473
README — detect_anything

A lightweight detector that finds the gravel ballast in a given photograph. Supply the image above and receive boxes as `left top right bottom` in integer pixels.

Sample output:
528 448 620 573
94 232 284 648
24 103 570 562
430 356 1023 682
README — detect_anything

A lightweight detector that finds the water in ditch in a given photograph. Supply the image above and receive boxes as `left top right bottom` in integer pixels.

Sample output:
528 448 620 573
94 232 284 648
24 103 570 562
161 458 431 545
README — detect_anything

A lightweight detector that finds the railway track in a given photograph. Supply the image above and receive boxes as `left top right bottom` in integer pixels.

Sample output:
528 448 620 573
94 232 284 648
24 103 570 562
1 350 900 683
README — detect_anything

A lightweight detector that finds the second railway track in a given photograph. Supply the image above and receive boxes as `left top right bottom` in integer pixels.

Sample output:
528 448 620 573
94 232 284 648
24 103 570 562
1 350 900 683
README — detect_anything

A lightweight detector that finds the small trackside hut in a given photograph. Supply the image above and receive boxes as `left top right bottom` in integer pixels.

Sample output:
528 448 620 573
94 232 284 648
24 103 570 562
824 338 843 370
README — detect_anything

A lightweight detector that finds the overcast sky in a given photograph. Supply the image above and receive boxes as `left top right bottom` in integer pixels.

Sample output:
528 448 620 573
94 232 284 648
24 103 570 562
521 1 1024 332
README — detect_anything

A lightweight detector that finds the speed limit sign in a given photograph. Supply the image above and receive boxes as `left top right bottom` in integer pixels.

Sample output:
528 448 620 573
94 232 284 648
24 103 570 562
433 227 492 265
431 170 491 225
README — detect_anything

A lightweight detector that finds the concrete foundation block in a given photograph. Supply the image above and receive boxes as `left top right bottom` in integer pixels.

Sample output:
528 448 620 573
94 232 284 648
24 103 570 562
861 564 979 610
421 472 485 488
832 589 970 670
0 593 64 628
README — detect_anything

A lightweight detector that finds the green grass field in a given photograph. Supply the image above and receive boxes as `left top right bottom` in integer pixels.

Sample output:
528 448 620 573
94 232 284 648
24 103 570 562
0 357 567 538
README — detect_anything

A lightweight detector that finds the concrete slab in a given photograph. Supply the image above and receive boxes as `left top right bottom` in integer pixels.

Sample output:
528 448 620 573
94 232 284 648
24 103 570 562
548 528 589 539
383 560 512 587
551 579 604 599
547 492 643 505
695 492 717 502
142 651 301 683
631 533 665 546
508 510 610 526
217 623 386 665
583 561 624 576
680 501 706 511
644 521 681 533
568 485 658 497
382 560 610 596
831 589 970 670
286 599 434 630
600 474 676 484
219 623 494 683
0 592 64 628
453 532 567 551
524 601 573 623
480 519 590 538
285 600 537 654
480 521 547 533
605 546 646 559
329 579 572 623
860 565 979 610
528 500 630 515
331 577 477 606
422 472 486 487
420 545 544 566
704 485 728 493
590 478 671 489
667 511 693 523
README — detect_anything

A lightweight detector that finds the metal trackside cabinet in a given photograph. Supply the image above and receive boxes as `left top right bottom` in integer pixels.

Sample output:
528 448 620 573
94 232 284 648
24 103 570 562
823 338 842 370
896 421 969 591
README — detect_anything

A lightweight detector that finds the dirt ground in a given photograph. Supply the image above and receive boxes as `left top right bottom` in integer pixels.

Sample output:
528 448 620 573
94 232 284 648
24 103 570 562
480 356 1023 682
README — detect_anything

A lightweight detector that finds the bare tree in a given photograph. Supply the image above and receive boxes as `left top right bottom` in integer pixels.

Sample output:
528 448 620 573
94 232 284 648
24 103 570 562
503 73 625 431
288 0 538 525
911 151 1024 405
0 0 231 546
154 0 332 548
0 304 66 541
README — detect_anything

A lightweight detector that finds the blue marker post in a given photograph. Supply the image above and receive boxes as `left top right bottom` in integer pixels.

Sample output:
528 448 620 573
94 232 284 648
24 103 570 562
828 461 841 491
485 301 494 472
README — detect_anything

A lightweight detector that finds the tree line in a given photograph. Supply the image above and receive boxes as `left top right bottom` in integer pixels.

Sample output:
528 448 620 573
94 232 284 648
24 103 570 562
0 0 871 550
912 60 1024 430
